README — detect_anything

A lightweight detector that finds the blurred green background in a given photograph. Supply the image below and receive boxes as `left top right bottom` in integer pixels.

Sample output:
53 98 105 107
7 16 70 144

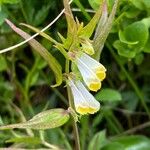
0 0 150 149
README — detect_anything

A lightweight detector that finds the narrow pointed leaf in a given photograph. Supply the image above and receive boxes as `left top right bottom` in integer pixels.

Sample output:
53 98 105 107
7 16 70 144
63 0 76 34
5 19 62 87
6 137 41 144
88 130 107 150
20 23 68 58
63 0 77 50
20 23 57 44
94 0 108 39
79 0 105 38
93 0 119 60
0 109 70 130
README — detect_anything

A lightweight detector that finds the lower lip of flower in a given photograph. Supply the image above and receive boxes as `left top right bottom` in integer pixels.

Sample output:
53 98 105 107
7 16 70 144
76 106 99 115
88 82 101 92
96 71 106 81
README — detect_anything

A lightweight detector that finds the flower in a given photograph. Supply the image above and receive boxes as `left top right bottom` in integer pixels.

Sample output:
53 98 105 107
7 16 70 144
68 79 100 115
76 52 106 92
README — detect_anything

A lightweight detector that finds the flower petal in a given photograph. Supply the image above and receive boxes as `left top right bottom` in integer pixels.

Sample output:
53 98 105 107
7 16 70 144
68 79 100 115
79 53 106 81
77 55 101 91
76 81 100 113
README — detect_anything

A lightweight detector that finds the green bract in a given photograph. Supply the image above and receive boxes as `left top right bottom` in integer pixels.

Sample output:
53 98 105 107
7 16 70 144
0 109 70 130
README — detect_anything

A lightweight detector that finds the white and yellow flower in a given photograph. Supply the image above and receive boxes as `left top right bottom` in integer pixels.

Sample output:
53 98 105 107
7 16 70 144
76 52 106 92
69 79 100 115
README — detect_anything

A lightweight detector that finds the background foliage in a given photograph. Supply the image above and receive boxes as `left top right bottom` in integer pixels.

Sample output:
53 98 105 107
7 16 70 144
0 0 150 149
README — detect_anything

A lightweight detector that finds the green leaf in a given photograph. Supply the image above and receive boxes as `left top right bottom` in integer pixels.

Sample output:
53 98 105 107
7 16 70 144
80 0 105 38
0 108 70 130
6 137 41 144
20 0 34 23
88 130 107 150
121 91 138 111
0 11 8 25
131 0 150 10
101 142 125 150
119 30 138 45
143 36 150 53
113 135 150 150
88 0 103 10
134 53 144 65
0 55 7 71
125 7 140 18
63 0 76 34
33 4 51 26
121 21 149 51
95 88 122 102
0 0 19 4
20 23 68 58
113 40 136 58
141 17 150 29
93 0 119 60
30 72 39 86
93 1 108 39
6 19 62 87
63 0 77 50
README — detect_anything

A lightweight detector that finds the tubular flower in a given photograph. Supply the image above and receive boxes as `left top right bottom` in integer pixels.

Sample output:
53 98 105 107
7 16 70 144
76 52 106 92
68 79 100 115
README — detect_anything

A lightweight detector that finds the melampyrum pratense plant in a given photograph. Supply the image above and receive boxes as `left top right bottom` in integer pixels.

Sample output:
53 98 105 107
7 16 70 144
0 0 118 149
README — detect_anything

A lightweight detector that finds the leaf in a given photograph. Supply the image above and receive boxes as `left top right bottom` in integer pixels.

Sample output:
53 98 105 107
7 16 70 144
20 0 35 23
131 0 150 10
125 6 140 18
20 23 68 58
6 19 62 87
94 1 108 39
0 11 8 25
0 0 19 4
141 17 150 29
6 137 41 144
95 88 122 102
120 21 149 51
20 23 57 44
62 0 78 50
101 142 125 150
134 53 144 65
119 30 138 45
113 40 136 58
30 72 39 86
0 55 7 71
143 36 150 53
88 0 104 10
88 130 107 150
113 135 150 150
33 4 51 26
79 0 105 38
121 91 138 111
0 108 70 130
63 0 77 35
93 0 119 60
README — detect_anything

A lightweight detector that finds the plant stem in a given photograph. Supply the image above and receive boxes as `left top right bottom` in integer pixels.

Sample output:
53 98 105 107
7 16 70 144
65 59 81 150
106 42 150 118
